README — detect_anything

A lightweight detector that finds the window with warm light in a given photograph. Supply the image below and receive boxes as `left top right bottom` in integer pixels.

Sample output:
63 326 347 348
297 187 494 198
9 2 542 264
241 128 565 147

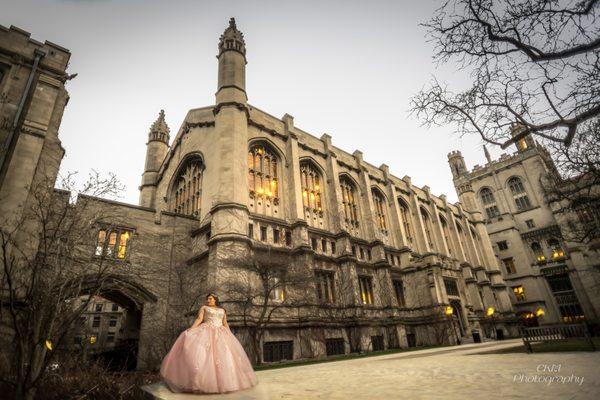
95 228 133 260
548 238 565 260
270 276 285 302
171 158 203 216
248 144 279 201
339 176 359 228
531 242 546 264
358 276 374 305
300 161 323 218
372 188 388 234
512 285 526 302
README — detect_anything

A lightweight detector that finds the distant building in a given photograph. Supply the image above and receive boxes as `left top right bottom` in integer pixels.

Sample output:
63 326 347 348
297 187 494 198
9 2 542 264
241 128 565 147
71 296 126 354
449 129 600 327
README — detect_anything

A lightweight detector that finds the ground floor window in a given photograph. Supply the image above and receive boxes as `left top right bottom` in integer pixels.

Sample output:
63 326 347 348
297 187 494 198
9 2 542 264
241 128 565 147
371 335 384 351
263 340 293 362
325 338 345 356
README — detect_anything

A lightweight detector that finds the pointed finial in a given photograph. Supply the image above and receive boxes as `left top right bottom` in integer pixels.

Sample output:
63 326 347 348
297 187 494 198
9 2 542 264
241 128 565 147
229 17 237 29
148 109 170 143
483 145 492 163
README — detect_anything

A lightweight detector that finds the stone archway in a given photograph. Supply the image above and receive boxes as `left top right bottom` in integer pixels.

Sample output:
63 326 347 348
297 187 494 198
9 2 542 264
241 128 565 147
70 275 158 371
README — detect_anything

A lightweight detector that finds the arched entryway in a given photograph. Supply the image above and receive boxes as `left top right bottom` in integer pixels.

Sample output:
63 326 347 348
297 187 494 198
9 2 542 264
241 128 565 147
62 275 157 371
518 311 540 327
449 300 466 336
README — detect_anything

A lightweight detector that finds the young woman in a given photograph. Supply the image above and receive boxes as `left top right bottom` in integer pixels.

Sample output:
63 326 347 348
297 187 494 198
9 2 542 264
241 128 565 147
160 293 258 393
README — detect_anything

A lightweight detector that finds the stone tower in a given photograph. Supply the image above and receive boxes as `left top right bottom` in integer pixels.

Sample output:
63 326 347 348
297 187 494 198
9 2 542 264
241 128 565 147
208 18 250 239
447 151 477 213
139 110 170 208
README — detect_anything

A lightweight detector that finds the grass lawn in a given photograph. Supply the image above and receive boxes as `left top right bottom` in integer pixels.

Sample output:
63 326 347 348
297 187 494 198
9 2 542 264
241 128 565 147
474 338 600 355
254 344 448 371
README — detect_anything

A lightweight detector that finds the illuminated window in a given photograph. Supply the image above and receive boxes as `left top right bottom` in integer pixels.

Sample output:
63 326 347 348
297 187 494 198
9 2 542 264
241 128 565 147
548 238 565 260
270 276 285 302
531 242 546 264
315 270 335 304
398 199 413 244
420 207 436 251
512 285 526 302
95 228 133 260
172 158 203 216
339 176 359 228
248 144 278 200
358 276 374 305
300 161 323 215
372 188 387 234
480 188 500 218
508 177 532 211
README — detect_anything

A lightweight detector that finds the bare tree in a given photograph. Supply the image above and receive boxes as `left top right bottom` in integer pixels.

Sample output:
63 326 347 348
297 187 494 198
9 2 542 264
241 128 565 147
222 246 313 364
0 170 129 400
542 120 600 243
410 0 600 149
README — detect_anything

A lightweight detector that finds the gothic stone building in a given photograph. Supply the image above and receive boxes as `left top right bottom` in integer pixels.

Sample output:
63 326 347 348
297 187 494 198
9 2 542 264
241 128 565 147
449 134 600 328
1 21 515 369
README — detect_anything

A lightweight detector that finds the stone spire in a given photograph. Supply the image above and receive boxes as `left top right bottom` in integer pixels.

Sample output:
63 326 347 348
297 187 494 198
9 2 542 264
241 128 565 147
216 17 248 104
218 17 246 58
148 109 170 144
483 145 492 163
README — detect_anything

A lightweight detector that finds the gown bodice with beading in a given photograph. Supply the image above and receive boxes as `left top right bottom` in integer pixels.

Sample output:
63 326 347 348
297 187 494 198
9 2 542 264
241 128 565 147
202 306 225 327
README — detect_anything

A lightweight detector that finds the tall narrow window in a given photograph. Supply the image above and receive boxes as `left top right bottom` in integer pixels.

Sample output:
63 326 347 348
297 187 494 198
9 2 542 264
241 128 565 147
508 177 532 211
270 276 285 302
480 188 500 219
420 207 436 251
358 276 374 305
172 158 203 216
398 199 414 244
512 286 526 302
300 161 323 215
372 188 388 234
339 176 359 228
248 144 279 200
440 216 452 255
315 270 335 304
455 222 468 261
393 280 405 307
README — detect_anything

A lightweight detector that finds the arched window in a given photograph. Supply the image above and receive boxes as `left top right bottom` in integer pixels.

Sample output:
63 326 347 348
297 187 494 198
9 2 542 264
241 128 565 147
531 242 546 264
420 207 436 251
508 177 532 211
372 188 387 234
455 222 468 261
470 225 483 264
172 157 203 216
340 176 359 227
548 238 565 260
398 198 413 244
300 161 323 213
440 216 452 255
248 144 279 200
480 188 500 219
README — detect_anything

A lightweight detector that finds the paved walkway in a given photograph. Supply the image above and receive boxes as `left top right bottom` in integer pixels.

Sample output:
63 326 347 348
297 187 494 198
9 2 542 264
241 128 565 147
142 339 600 400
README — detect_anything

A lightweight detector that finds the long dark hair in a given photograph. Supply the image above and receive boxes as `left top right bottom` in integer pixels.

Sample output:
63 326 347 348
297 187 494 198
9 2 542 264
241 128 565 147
206 293 221 307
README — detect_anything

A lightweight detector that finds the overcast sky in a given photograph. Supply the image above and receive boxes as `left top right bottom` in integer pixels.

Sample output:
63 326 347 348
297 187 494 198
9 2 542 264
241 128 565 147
4 0 505 204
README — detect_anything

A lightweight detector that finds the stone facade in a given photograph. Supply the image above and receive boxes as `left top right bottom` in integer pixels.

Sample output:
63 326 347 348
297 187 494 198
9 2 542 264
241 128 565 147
448 133 600 327
1 21 517 370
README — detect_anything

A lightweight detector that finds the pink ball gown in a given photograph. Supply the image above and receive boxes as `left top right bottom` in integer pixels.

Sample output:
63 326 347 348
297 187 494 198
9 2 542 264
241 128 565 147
160 306 258 394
